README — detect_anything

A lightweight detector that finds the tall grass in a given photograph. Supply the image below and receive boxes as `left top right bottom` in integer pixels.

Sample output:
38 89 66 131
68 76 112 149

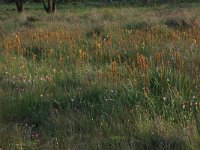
0 3 200 150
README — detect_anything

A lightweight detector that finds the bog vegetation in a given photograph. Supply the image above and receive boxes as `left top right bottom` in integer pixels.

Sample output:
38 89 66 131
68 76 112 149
0 2 200 150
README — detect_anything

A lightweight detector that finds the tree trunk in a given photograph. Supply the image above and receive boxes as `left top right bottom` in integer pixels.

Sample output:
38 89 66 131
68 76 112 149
43 0 56 13
47 0 52 13
16 0 23 13
52 0 56 13
143 0 148 5
43 0 49 13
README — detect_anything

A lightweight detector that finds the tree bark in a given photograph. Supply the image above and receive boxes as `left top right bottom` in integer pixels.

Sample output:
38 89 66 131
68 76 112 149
47 0 52 13
42 0 49 13
16 0 23 13
43 0 56 13
52 0 56 13
143 0 149 5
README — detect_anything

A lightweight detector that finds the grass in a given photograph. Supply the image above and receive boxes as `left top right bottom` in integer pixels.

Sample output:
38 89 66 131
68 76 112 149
0 2 200 150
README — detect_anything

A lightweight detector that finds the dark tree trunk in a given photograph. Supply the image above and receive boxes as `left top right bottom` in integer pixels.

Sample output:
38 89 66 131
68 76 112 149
47 0 52 13
52 0 56 13
43 0 49 13
43 0 56 13
143 0 148 5
16 0 23 13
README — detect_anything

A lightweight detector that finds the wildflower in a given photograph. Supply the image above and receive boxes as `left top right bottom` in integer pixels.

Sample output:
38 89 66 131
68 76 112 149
97 43 101 49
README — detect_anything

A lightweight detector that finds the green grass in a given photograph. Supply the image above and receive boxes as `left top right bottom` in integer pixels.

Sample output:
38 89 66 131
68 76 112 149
0 3 200 150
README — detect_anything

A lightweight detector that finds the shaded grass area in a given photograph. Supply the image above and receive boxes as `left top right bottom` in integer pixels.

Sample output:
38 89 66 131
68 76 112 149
0 3 200 150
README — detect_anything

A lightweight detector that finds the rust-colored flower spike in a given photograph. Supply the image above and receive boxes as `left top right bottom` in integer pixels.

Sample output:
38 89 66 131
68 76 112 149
157 51 160 62
136 53 149 72
106 69 110 81
111 61 118 81
98 70 103 80
161 50 165 70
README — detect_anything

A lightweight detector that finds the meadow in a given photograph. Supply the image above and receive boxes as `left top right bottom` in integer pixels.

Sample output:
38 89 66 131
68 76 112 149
0 2 200 149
